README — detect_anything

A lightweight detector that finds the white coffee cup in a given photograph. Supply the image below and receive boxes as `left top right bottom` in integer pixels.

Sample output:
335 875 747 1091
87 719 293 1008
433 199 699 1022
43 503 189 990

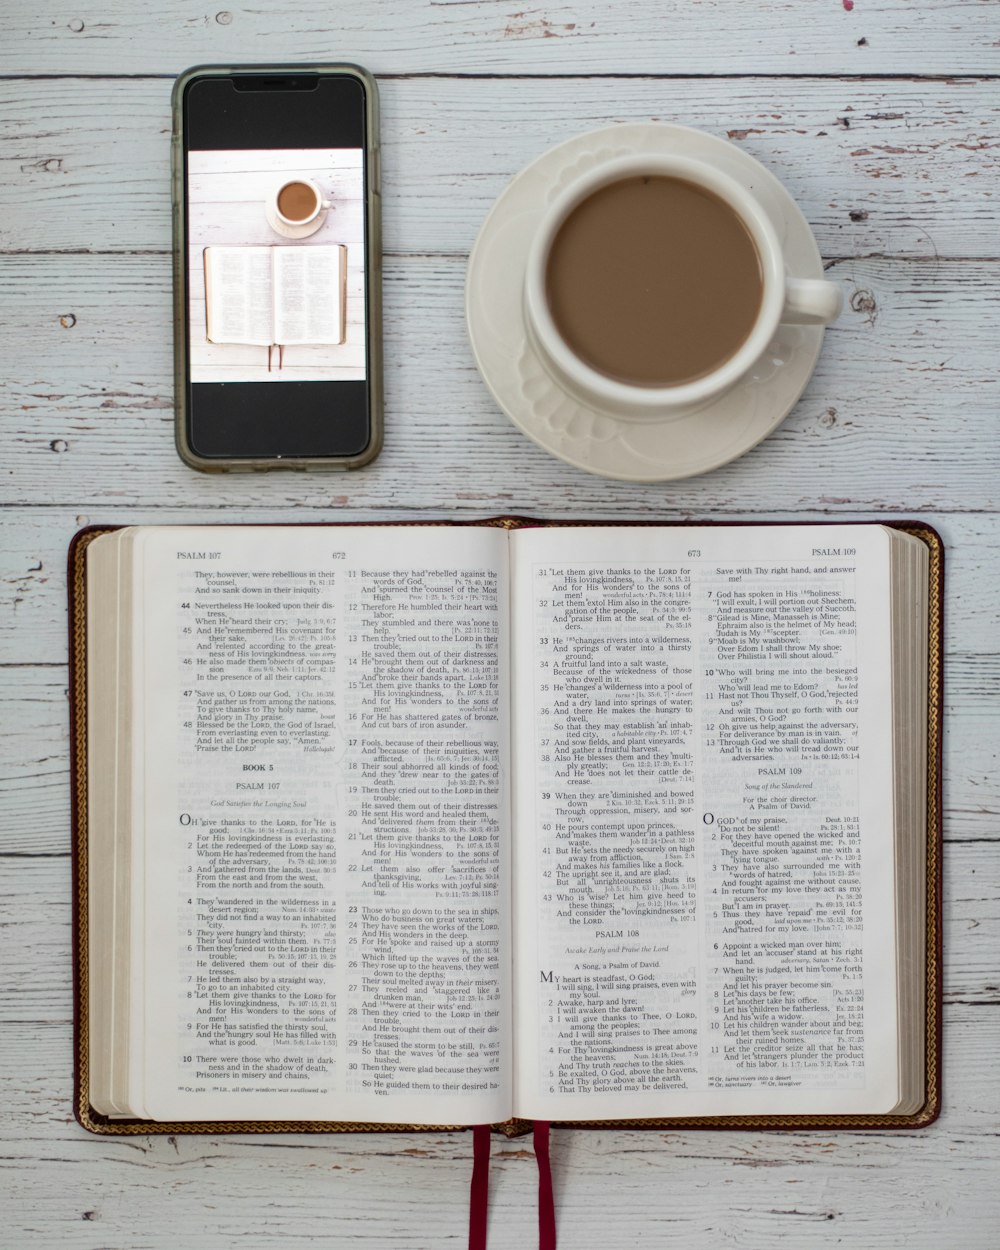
523 153 842 421
269 176 331 229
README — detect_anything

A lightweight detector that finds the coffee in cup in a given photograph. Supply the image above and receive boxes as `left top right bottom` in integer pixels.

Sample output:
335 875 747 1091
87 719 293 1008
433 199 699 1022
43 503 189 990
524 153 842 420
269 176 331 231
277 180 321 223
545 175 763 388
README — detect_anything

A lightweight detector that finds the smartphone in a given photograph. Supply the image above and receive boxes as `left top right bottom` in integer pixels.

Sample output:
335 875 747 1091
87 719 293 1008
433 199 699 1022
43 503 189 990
171 65 382 471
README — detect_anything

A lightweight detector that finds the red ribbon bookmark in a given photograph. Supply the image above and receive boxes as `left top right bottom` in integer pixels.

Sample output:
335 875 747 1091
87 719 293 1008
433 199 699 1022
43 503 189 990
534 1121 557 1250
469 1124 492 1250
468 1121 556 1250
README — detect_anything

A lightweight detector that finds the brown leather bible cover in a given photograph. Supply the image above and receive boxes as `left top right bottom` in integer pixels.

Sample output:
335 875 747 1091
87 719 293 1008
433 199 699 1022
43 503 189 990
69 519 943 1135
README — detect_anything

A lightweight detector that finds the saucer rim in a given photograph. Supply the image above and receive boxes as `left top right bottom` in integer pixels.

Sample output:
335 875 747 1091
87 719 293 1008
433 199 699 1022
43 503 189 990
466 122 827 483
264 203 327 240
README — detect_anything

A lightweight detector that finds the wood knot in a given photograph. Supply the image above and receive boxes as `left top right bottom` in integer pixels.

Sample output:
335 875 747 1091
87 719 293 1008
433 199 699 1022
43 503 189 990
68 18 84 31
215 10 233 23
848 209 869 222
21 157 64 174
59 313 77 328
850 288 877 317
820 407 838 428
50 439 69 453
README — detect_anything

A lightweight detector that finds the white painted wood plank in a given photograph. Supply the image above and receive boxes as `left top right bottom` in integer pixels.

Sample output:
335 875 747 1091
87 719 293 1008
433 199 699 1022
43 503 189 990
1 252 998 511
0 668 71 856
187 148 365 180
0 720 995 1000
188 198 364 241
3 0 999 76
2 512 998 660
0 844 997 1063
0 1005 997 1248
1 644 997 851
4 78 1000 258
0 1006 995 1157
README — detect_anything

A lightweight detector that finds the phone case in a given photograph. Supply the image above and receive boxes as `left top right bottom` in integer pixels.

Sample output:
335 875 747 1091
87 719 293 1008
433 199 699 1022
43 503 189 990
170 64 384 472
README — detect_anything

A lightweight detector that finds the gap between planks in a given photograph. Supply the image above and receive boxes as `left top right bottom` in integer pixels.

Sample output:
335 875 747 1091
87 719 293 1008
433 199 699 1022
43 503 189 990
6 251 1000 264
1 72 1000 83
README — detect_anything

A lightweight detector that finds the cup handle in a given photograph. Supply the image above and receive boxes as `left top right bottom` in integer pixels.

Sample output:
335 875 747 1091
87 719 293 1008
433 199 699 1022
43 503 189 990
320 199 332 210
781 276 843 326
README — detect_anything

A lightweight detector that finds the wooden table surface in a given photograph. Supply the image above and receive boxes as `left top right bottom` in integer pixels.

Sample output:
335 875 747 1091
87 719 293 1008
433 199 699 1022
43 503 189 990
2 4 998 1246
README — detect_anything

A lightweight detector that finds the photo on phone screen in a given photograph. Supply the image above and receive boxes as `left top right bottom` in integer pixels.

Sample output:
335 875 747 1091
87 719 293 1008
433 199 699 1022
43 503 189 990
176 70 380 467
188 147 366 383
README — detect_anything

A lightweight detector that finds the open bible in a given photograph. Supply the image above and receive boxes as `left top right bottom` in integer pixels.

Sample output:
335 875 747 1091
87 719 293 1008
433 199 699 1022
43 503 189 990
73 521 941 1132
203 245 347 369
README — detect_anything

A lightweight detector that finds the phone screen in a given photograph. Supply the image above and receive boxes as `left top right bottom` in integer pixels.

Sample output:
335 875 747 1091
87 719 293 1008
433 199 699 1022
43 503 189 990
181 74 374 462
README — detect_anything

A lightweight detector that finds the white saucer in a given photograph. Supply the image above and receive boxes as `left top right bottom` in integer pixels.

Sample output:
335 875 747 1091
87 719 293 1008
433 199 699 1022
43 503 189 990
264 203 327 239
465 123 827 482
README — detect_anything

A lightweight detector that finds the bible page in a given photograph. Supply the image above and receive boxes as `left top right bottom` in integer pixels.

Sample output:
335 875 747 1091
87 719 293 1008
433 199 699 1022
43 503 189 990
134 525 511 1125
203 247 274 346
272 245 346 346
510 525 899 1120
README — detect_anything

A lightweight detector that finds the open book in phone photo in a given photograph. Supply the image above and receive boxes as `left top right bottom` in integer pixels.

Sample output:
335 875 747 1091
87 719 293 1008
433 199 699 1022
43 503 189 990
203 245 347 368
